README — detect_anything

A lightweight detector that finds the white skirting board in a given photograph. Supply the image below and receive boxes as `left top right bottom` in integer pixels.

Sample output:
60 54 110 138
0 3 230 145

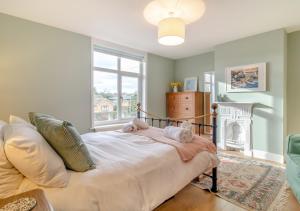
218 144 285 164
252 150 284 164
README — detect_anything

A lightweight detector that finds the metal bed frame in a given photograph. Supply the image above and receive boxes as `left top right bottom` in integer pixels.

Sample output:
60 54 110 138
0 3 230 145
136 103 218 193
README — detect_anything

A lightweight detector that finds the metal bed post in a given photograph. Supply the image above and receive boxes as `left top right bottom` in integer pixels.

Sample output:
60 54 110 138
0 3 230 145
137 103 141 119
211 103 218 193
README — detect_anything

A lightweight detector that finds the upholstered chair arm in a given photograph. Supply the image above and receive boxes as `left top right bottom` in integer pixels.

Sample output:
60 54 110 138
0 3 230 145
287 134 300 155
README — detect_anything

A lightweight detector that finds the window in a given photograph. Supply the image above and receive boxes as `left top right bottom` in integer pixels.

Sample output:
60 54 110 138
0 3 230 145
92 47 144 127
204 72 215 103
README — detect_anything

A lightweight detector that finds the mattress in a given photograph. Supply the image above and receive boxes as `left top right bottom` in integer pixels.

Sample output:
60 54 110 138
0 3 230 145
17 130 217 211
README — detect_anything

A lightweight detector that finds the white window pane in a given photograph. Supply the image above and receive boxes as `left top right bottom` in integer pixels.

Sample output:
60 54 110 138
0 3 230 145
204 74 211 83
121 58 140 73
204 84 211 92
121 76 138 119
93 71 118 124
94 52 118 70
211 85 215 102
212 74 215 83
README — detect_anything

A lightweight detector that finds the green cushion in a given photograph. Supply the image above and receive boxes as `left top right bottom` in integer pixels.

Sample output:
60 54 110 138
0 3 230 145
28 112 54 126
29 113 95 172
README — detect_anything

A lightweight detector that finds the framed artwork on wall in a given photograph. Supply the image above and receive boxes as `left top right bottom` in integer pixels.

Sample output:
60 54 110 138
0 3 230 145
226 63 266 92
184 77 198 92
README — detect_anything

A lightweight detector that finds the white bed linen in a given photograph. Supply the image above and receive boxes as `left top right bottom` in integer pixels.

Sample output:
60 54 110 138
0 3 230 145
17 131 217 211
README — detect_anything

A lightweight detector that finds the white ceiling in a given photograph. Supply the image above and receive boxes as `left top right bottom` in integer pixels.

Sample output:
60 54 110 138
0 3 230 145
1 0 300 59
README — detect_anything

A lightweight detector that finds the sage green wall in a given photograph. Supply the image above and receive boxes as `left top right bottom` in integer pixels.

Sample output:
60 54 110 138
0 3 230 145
0 12 293 153
173 29 287 156
146 53 175 117
174 52 214 91
215 29 286 155
287 31 300 134
0 13 92 133
0 13 175 132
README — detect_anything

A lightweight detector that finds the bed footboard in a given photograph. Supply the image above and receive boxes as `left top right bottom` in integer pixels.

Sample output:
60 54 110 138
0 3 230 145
136 103 218 193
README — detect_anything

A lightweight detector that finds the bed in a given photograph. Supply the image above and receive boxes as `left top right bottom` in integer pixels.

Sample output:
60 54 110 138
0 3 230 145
15 104 219 211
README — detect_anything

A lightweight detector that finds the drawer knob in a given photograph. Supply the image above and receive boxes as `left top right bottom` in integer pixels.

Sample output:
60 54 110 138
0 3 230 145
185 97 189 100
185 108 189 110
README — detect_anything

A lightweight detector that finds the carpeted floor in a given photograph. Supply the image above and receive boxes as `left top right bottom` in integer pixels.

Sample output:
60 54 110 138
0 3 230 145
192 153 288 211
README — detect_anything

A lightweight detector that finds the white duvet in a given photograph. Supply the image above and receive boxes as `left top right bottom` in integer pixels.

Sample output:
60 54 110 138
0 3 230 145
17 131 217 211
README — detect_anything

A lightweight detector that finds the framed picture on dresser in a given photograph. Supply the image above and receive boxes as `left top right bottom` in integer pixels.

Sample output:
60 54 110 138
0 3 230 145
184 77 198 92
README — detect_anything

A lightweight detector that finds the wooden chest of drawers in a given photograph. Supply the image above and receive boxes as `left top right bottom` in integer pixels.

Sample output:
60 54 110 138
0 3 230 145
166 92 211 134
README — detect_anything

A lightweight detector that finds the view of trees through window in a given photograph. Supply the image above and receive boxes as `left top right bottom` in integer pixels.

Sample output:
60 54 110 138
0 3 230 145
93 49 142 126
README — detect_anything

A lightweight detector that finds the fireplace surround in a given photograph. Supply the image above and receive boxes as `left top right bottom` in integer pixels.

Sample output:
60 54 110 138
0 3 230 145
217 102 254 156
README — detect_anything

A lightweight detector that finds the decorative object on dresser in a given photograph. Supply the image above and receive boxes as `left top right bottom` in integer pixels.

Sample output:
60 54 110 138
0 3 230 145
0 189 52 211
166 92 211 134
217 102 255 156
184 77 198 92
226 63 266 92
169 82 183 93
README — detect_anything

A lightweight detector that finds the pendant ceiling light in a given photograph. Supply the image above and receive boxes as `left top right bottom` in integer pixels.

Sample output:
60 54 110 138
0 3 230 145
144 0 206 46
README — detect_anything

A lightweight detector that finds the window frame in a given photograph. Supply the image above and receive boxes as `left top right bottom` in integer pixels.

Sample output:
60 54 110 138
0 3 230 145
91 46 145 127
203 71 215 104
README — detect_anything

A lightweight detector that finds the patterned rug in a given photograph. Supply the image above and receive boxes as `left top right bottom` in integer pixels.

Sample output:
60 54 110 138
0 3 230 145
192 153 288 211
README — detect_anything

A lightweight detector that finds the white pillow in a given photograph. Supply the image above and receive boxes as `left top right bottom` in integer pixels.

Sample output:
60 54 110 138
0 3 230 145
132 118 149 129
9 115 36 129
0 122 24 198
122 123 138 132
180 121 193 131
3 124 70 188
0 120 7 139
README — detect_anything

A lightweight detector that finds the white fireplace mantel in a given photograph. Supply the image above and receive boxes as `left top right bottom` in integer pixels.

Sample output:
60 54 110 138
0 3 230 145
216 102 255 156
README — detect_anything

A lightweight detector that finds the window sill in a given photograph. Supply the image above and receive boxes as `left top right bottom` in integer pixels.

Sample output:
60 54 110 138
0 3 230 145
92 123 127 132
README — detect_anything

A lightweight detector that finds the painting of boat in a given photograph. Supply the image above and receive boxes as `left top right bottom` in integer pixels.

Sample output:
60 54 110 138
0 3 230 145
226 63 266 92
231 67 259 89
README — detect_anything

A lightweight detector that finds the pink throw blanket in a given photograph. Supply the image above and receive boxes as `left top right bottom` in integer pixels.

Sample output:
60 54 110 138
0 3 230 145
133 127 216 162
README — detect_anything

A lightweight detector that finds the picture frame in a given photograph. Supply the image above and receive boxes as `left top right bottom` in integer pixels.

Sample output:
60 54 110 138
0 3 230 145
184 77 198 92
226 63 266 92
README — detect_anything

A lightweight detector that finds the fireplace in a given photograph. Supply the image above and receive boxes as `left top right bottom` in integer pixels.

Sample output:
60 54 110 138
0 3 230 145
217 102 254 156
